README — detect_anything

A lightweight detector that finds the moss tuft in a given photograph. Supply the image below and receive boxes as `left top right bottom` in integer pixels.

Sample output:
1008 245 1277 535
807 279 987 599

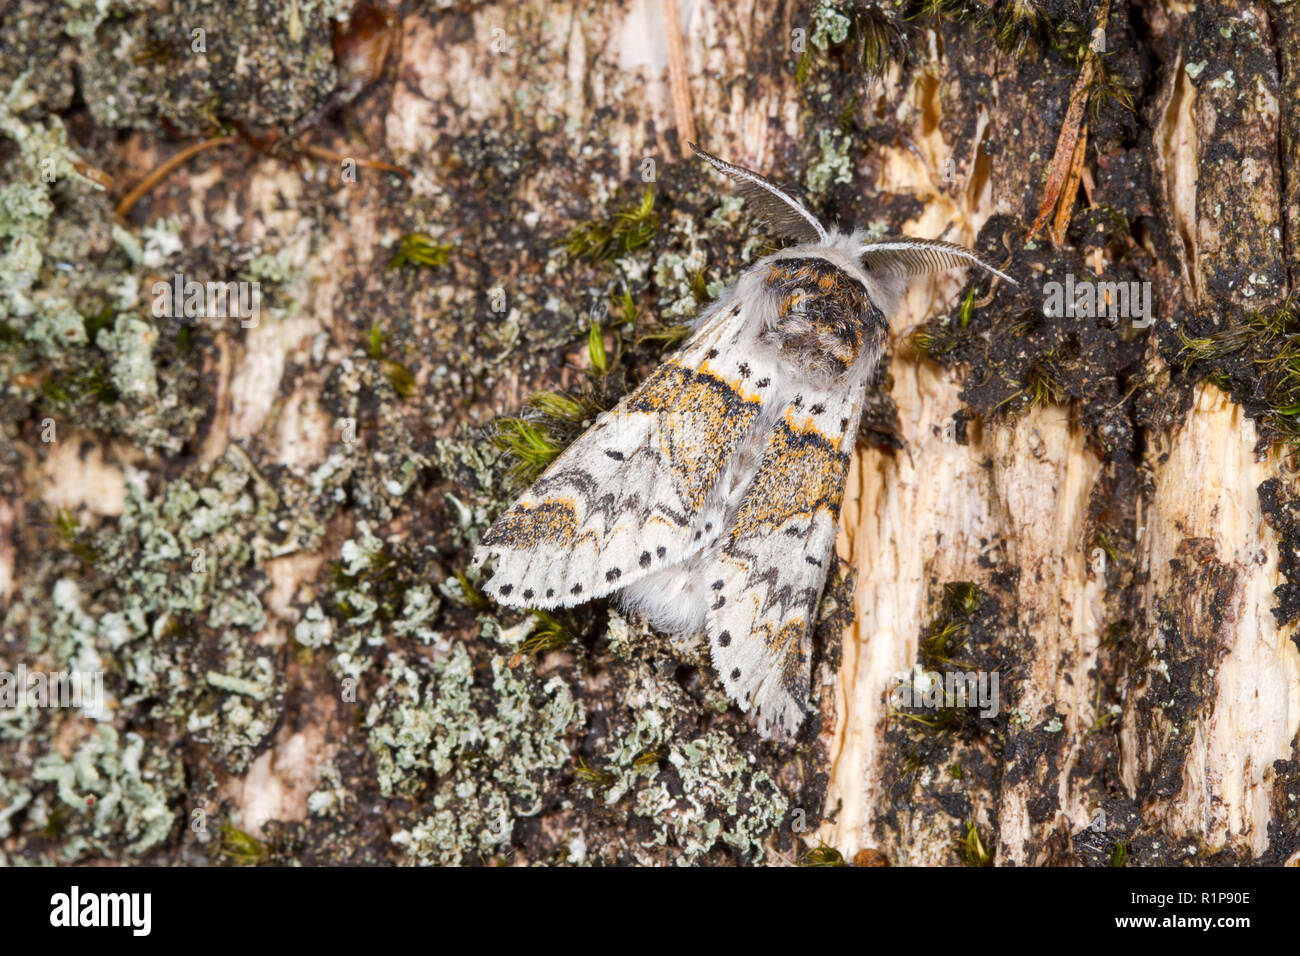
562 187 658 263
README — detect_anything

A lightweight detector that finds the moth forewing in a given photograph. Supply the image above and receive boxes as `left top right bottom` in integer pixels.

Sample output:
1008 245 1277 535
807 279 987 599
704 385 867 740
474 294 773 611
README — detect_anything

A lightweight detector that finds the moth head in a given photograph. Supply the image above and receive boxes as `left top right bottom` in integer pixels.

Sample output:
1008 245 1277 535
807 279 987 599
690 143 1018 311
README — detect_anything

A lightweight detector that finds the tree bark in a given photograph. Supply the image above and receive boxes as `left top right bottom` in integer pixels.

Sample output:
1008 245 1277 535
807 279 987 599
1 0 1298 866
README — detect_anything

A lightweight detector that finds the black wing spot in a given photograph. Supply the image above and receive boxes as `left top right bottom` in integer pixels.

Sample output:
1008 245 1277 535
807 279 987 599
711 579 724 591
605 568 622 582
546 588 555 598
605 450 624 461
718 630 731 647
810 403 825 415
840 418 849 430
522 589 534 600
639 551 652 568
499 584 513 596
738 362 751 377
694 530 702 540
792 394 804 407
712 596 726 610
707 348 719 359
570 584 583 596
730 668 741 680
656 546 667 559
756 377 770 388
805 555 822 567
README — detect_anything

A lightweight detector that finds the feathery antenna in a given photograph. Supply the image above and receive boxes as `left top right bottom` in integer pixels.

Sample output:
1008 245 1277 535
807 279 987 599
859 238 1017 285
689 142 828 245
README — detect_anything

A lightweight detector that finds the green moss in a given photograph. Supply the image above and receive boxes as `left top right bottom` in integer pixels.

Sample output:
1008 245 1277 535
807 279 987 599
908 323 960 359
51 507 102 565
218 822 268 865
800 842 848 866
573 757 616 788
387 233 451 270
921 582 982 669
957 818 992 866
492 417 563 487
562 187 658 263
518 611 573 656
587 318 609 375
1177 297 1300 443
921 0 1049 57
799 1 907 86
528 390 598 423
993 352 1067 415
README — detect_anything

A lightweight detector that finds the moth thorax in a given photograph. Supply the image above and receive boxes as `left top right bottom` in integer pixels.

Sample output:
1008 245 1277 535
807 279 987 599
760 257 886 377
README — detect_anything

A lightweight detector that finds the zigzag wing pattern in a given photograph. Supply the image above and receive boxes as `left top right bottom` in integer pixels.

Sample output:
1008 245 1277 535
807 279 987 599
474 300 773 608
702 386 865 739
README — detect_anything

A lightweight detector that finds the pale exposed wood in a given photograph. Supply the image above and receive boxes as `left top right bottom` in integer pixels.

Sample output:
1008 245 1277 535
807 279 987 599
1122 386 1300 856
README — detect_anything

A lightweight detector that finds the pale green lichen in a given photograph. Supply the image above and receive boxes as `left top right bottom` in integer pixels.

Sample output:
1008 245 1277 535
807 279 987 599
69 0 338 135
373 641 584 865
805 128 854 196
30 726 180 859
7 449 328 782
635 732 788 862
294 602 334 649
96 315 159 402
138 217 184 270
0 74 210 453
0 73 103 336
305 758 348 818
809 1 854 50
205 667 271 700
560 617 792 864
652 213 710 320
0 774 33 843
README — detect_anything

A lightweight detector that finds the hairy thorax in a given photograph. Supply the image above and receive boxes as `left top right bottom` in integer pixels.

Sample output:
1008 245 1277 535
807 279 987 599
759 255 887 379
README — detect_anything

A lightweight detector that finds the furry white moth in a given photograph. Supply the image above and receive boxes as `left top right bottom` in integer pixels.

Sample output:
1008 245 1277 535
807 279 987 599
474 144 1014 740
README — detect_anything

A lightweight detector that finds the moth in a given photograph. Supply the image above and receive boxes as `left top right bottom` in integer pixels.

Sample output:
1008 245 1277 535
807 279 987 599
474 144 1014 740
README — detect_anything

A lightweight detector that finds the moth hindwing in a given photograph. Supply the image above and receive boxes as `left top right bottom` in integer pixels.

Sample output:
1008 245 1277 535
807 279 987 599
475 147 1014 740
